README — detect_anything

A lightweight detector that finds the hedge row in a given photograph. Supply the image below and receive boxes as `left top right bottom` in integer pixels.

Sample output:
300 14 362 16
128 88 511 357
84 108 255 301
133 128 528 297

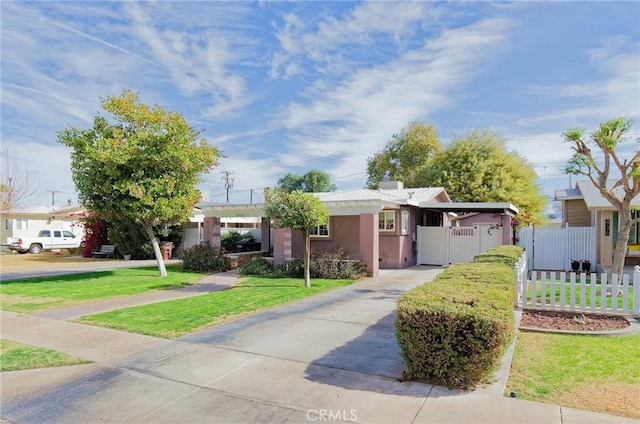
395 245 524 389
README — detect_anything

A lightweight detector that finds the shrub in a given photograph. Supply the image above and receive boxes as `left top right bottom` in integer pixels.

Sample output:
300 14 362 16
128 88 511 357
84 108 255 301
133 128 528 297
395 259 517 390
310 249 368 279
239 249 367 280
473 245 524 266
180 244 230 273
239 256 273 276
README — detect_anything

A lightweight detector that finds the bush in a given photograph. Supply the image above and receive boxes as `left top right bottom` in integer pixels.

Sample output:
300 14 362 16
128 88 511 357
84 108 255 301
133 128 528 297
220 231 256 253
180 244 230 273
395 259 517 390
310 249 368 279
473 245 524 266
239 257 273 276
238 249 367 280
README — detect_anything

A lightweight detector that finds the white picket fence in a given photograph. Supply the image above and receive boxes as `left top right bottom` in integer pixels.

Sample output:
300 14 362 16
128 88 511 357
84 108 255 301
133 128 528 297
515 267 640 316
517 226 596 271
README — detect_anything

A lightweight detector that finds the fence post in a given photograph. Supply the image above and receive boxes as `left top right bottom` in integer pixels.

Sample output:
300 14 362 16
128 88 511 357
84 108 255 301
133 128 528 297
634 266 640 316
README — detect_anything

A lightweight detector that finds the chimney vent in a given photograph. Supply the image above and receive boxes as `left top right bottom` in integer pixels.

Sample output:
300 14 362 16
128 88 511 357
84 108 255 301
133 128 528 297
379 181 404 190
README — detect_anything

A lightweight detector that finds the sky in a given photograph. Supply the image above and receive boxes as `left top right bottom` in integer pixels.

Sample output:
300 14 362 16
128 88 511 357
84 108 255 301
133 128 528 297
2 1 639 211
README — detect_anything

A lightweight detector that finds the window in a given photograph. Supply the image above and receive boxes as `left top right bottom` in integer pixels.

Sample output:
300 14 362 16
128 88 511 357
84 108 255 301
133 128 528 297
614 210 640 244
4 219 12 230
379 210 395 231
310 223 329 237
15 219 28 230
401 210 409 235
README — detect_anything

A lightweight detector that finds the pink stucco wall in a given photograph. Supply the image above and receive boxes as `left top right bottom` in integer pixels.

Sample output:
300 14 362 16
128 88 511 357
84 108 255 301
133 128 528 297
378 207 417 269
310 216 360 257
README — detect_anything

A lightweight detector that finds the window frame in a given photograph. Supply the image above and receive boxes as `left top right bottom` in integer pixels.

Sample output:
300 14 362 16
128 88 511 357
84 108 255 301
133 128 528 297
379 210 396 232
401 210 409 235
310 222 330 238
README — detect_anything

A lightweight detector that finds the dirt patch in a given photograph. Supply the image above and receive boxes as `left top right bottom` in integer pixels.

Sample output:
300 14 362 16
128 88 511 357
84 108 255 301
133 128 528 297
557 383 640 420
520 311 629 332
0 252 101 273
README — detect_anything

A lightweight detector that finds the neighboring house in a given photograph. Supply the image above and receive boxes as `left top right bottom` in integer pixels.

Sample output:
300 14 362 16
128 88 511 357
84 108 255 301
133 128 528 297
1 204 85 245
181 211 263 251
555 180 640 268
198 182 518 276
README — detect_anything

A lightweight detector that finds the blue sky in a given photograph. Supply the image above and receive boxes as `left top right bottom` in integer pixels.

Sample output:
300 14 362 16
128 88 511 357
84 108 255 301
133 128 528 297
2 1 639 209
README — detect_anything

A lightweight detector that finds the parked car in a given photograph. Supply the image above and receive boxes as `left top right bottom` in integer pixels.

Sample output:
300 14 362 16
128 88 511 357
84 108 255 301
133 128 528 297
8 230 82 254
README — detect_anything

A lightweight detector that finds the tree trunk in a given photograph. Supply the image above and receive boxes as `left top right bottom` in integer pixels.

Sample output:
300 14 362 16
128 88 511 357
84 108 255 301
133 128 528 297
612 206 633 277
144 224 167 277
304 231 311 288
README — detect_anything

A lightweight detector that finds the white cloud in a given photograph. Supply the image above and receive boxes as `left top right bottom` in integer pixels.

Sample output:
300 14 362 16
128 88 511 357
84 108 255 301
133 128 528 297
275 16 514 175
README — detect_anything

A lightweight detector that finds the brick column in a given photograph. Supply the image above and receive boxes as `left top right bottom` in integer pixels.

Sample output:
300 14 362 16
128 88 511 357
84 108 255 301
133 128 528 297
203 217 221 249
360 213 379 277
273 227 293 266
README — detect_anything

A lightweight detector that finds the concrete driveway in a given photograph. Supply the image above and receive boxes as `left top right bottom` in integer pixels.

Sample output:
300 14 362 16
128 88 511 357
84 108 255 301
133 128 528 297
1 266 634 424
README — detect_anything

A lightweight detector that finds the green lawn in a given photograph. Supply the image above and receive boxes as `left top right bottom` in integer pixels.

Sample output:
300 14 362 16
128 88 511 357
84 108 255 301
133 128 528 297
525 283 635 311
506 331 640 419
0 339 92 371
78 276 353 338
0 266 203 313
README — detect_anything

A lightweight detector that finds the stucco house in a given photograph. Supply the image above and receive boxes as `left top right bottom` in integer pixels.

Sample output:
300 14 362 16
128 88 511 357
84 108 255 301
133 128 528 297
555 180 640 268
198 182 518 276
1 204 85 245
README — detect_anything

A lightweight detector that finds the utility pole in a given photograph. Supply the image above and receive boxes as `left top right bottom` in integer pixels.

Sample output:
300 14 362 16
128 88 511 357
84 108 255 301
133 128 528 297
220 171 236 204
46 189 62 206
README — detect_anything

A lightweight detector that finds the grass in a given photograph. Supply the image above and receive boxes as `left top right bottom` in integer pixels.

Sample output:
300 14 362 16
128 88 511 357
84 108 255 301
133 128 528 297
0 265 203 313
506 331 640 419
525 284 635 311
78 276 353 338
0 339 92 371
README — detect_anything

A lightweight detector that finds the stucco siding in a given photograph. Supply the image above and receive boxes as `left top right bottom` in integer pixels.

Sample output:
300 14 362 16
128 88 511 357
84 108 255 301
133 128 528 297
310 216 360 258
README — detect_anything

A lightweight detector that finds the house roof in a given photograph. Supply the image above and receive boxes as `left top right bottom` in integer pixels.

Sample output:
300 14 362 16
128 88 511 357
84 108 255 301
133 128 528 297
555 180 640 211
1 204 85 218
418 202 519 215
198 186 451 217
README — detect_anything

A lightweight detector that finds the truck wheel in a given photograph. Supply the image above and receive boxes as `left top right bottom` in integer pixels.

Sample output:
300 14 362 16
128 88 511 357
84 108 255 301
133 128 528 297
29 244 43 254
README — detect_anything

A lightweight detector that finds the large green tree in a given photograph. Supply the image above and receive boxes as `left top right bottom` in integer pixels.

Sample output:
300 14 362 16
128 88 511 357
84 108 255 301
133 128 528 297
277 169 337 193
423 129 546 226
563 117 637 277
263 189 329 288
58 90 220 276
366 121 441 188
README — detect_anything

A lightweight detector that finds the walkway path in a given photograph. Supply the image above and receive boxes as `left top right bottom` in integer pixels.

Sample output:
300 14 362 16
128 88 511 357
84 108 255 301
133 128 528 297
1 266 634 423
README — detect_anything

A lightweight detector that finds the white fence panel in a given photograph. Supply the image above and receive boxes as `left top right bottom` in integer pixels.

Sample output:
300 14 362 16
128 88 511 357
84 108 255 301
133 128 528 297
517 268 639 316
417 226 449 266
449 227 478 264
517 226 596 271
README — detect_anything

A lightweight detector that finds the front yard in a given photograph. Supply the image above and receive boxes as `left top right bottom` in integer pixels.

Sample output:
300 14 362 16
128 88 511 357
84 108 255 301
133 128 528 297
506 331 640 419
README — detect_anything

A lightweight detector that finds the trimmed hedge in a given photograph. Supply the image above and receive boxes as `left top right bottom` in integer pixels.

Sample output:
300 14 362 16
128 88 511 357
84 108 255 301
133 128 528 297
473 245 524 265
396 246 523 389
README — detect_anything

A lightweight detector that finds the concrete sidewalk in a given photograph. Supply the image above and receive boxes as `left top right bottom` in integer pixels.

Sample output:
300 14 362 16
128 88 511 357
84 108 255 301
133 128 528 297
1 267 635 424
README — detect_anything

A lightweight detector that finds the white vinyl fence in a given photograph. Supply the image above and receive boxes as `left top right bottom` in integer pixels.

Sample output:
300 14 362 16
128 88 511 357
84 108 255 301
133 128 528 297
516 268 640 316
517 226 596 271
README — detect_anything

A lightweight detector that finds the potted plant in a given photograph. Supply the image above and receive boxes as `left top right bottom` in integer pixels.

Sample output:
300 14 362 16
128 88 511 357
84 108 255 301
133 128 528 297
571 259 580 272
582 259 591 273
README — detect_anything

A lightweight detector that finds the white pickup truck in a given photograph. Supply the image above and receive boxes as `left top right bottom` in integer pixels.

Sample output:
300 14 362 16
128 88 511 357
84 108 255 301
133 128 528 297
8 230 82 254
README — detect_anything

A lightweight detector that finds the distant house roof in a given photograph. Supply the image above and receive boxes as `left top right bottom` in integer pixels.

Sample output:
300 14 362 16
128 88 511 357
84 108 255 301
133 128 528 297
1 204 85 218
555 180 640 211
